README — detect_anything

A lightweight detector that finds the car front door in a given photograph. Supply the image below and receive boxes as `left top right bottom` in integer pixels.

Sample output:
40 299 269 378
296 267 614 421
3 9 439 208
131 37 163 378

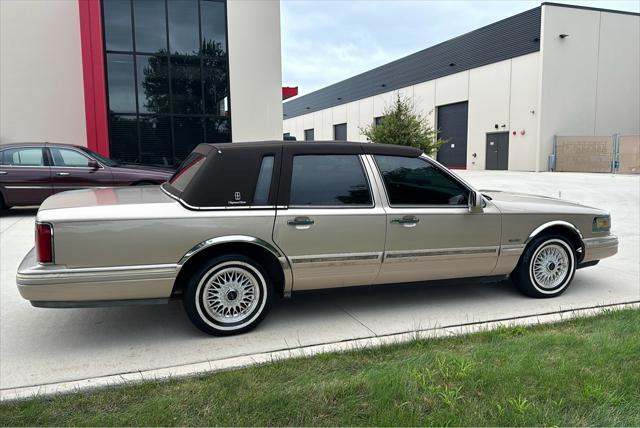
48 147 113 193
0 147 52 206
273 151 386 291
368 154 501 285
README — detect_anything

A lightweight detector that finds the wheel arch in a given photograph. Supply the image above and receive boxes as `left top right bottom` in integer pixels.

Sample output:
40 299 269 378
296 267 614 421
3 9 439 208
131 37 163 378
525 221 584 262
172 235 292 298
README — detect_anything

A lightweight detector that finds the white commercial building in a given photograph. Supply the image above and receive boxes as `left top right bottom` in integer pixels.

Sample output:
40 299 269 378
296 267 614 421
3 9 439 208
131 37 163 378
1 0 283 166
283 3 640 171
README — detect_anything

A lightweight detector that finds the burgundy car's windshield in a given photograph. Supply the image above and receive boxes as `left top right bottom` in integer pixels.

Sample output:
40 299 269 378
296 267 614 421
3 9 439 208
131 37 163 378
80 147 119 167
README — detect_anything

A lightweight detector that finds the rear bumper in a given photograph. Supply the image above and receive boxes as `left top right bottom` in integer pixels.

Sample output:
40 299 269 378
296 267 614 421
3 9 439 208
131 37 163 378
581 235 618 263
16 248 177 306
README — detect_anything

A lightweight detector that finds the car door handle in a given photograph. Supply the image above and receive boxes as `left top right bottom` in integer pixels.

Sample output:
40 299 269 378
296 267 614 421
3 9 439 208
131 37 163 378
56 172 70 176
0 171 7 175
287 216 314 226
391 216 419 226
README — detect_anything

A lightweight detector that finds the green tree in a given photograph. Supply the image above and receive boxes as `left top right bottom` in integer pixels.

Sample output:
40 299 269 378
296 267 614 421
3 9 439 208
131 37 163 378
360 93 445 155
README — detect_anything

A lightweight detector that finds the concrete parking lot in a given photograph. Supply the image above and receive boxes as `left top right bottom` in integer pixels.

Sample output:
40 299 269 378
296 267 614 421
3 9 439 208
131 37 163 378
1 171 638 397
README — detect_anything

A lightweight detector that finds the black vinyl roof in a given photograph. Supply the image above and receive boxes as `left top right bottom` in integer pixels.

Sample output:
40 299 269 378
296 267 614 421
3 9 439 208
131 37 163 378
203 140 422 157
283 6 542 119
166 141 422 208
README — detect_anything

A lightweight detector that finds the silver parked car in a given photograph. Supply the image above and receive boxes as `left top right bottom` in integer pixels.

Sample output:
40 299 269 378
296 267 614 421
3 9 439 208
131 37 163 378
17 141 618 335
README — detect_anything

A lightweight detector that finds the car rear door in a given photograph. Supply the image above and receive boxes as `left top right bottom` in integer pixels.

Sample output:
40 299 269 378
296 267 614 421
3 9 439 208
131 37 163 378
368 154 501 285
273 147 386 291
0 146 52 206
48 147 113 193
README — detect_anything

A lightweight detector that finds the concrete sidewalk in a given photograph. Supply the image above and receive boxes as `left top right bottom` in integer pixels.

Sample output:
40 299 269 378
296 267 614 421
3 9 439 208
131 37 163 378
1 171 638 398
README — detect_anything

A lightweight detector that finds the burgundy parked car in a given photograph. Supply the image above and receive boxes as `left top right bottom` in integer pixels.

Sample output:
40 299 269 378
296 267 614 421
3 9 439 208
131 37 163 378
0 143 173 209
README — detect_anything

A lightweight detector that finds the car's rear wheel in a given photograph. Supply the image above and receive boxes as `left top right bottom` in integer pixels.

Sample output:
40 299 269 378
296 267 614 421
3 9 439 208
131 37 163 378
512 235 576 298
182 254 273 336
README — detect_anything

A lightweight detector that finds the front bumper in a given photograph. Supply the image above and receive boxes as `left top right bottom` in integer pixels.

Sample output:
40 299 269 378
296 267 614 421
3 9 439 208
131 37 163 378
581 235 619 263
16 248 177 307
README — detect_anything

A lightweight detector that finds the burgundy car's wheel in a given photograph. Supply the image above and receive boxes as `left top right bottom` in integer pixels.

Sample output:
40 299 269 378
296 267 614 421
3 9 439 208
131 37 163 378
512 235 576 298
183 254 273 336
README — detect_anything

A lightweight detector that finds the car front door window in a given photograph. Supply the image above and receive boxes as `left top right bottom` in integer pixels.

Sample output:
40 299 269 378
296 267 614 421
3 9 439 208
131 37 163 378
374 155 468 206
50 148 92 168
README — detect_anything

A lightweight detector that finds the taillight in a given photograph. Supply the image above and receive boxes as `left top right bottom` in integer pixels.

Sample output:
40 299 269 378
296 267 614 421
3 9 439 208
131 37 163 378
36 223 53 263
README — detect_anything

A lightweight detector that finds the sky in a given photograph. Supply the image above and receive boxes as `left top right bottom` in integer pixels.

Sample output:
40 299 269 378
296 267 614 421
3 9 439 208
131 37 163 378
281 0 640 97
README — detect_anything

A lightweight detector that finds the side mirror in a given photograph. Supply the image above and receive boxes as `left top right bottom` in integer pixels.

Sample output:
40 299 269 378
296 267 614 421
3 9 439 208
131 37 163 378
469 190 484 213
88 159 100 170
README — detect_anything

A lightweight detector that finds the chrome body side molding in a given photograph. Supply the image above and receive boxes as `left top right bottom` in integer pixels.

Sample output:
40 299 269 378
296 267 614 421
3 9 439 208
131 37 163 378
31 298 169 308
384 247 499 262
290 252 382 266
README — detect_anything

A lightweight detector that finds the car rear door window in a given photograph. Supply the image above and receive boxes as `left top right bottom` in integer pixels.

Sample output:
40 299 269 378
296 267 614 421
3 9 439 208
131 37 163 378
290 155 372 207
374 155 468 206
50 148 92 167
1 148 45 166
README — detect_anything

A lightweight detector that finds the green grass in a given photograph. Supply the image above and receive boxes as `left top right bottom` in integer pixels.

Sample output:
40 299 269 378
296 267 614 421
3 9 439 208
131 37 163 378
2 309 639 426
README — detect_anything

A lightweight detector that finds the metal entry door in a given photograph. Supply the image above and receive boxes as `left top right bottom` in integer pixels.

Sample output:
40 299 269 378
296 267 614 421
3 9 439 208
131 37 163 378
436 102 468 168
485 132 509 170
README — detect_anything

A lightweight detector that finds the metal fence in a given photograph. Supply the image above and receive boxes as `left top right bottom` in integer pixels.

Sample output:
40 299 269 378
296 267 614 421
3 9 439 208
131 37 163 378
549 134 640 174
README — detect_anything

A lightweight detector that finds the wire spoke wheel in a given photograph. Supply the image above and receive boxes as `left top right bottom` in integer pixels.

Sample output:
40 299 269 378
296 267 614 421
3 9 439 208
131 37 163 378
202 266 260 324
531 243 570 289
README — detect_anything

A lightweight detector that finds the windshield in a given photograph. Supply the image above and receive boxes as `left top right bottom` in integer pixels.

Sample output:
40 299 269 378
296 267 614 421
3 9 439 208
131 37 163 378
80 147 119 167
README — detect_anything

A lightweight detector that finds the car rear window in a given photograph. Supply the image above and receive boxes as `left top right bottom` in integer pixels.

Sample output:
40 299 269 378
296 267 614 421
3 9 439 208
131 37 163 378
168 153 206 192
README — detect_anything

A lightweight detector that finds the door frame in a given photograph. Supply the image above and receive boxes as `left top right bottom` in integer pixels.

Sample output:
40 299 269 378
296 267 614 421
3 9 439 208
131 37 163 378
485 131 510 170
363 153 501 284
273 151 387 290
436 101 469 169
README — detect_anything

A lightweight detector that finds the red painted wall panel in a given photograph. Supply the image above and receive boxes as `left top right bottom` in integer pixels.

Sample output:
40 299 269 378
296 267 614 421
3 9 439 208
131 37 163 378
78 0 109 157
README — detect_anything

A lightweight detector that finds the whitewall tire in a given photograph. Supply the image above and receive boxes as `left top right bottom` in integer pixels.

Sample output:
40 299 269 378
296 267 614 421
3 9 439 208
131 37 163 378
183 254 272 336
512 235 576 298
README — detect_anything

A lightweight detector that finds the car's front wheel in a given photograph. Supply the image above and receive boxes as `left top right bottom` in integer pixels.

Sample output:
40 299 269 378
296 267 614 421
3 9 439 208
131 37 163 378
183 254 273 336
512 235 576 298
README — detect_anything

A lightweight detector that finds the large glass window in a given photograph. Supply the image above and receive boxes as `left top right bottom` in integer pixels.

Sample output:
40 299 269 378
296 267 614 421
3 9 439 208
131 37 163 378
133 0 167 53
374 155 469 206
103 0 231 166
290 155 372 207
